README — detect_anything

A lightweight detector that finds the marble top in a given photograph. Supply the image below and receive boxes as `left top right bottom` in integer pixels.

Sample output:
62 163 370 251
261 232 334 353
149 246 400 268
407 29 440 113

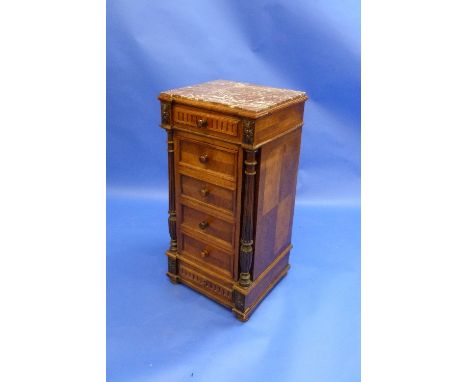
160 80 306 113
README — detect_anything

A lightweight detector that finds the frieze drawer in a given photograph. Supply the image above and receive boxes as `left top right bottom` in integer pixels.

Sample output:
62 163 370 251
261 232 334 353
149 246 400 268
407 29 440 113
173 104 241 140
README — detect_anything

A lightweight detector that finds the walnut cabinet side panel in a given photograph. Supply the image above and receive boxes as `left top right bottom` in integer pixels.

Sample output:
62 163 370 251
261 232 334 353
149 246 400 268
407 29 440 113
251 127 302 280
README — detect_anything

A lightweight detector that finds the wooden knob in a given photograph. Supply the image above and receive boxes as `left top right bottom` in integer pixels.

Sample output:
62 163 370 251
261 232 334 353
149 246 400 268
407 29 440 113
197 119 208 128
199 221 209 230
199 154 209 163
200 249 209 258
200 187 209 197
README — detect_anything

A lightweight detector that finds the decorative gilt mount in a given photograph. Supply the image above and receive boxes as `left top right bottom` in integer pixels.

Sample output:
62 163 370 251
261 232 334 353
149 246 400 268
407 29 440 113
233 289 246 311
242 119 255 144
161 102 172 126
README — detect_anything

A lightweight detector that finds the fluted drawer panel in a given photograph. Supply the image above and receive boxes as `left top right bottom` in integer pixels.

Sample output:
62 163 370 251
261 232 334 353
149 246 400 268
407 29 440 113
173 105 240 139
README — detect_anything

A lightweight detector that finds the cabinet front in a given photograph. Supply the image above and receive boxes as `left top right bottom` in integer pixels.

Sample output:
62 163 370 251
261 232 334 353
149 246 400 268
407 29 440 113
174 129 242 282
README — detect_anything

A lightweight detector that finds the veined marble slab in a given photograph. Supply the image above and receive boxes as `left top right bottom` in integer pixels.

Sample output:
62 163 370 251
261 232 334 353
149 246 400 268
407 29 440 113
160 80 306 113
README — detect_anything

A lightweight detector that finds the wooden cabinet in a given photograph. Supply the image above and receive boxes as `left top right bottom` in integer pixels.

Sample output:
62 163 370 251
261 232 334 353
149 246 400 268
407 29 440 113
158 80 307 321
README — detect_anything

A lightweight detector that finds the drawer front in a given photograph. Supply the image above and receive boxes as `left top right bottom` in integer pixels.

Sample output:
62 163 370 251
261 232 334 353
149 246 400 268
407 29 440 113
180 174 235 214
173 105 240 139
180 234 232 276
181 204 233 248
178 138 238 181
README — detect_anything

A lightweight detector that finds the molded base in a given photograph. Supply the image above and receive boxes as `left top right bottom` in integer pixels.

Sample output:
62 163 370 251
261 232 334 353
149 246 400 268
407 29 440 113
165 246 291 321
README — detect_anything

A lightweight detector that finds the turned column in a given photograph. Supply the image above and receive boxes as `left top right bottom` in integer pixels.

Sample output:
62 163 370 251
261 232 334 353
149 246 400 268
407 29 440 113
161 101 178 278
238 149 257 288
166 129 177 254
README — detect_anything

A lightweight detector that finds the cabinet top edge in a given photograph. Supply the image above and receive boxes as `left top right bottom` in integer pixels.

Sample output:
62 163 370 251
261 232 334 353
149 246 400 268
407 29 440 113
158 80 308 118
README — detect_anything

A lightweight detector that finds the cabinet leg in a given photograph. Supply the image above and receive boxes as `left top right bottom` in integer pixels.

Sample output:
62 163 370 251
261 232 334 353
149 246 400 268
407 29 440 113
166 254 179 283
234 311 249 322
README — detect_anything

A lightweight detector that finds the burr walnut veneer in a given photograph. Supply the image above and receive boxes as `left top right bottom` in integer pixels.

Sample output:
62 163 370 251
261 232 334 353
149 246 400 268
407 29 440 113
158 80 307 321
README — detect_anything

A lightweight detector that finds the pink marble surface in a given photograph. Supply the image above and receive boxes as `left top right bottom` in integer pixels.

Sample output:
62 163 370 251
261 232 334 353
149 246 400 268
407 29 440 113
161 80 306 112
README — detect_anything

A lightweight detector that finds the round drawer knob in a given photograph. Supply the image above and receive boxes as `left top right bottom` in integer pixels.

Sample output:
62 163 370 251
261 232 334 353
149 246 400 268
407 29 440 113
199 154 209 163
199 221 209 230
197 119 208 128
200 249 209 258
200 187 210 197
